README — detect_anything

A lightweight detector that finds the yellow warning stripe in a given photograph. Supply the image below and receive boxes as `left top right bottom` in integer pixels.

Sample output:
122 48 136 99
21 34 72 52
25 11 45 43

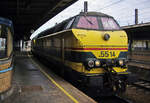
27 53 79 103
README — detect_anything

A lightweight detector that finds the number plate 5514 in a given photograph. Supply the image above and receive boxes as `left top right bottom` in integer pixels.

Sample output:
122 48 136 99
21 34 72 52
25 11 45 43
99 51 116 57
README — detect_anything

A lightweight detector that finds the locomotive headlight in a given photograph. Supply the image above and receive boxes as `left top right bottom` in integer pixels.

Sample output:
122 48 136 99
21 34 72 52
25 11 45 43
118 60 124 66
104 34 110 41
88 60 94 68
95 60 101 67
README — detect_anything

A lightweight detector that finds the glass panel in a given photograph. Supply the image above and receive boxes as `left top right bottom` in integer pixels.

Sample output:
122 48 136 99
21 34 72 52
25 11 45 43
0 25 1 35
66 18 75 29
101 17 120 30
7 28 13 56
0 25 7 59
77 16 99 30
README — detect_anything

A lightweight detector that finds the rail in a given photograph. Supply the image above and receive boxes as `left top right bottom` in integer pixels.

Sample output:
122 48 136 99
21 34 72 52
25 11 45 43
95 95 131 103
132 79 150 91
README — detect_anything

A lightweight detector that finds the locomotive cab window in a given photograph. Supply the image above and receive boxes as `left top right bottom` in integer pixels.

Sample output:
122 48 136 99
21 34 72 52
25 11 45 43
74 15 121 31
76 16 99 30
101 17 120 30
65 18 75 29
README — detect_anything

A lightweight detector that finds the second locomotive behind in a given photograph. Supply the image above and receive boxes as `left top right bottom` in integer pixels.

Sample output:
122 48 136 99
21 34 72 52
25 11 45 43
32 12 132 96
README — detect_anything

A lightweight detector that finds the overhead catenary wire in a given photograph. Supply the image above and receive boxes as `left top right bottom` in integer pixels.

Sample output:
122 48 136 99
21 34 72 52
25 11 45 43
97 0 150 26
99 0 126 10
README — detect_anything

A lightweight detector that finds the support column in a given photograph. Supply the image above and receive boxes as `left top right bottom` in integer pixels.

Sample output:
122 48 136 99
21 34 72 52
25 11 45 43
146 41 148 50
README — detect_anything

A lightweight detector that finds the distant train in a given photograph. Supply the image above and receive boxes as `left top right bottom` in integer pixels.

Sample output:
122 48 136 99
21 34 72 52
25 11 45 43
32 12 132 96
0 17 13 96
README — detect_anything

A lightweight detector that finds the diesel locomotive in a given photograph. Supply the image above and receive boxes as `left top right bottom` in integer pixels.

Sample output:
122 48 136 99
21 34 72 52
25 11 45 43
32 12 131 96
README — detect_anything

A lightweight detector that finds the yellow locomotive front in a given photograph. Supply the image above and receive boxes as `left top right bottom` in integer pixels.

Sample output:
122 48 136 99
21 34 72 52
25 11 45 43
65 12 129 95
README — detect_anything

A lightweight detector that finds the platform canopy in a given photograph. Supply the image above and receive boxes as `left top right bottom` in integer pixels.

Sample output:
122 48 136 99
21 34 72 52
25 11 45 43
0 0 77 40
123 22 150 40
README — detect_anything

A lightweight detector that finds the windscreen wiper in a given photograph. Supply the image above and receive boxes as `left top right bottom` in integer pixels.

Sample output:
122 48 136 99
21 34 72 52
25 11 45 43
83 15 93 25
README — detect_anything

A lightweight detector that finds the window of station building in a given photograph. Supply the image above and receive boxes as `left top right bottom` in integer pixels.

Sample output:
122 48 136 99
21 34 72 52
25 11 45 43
0 25 12 59
101 17 120 30
0 25 7 59
76 16 99 30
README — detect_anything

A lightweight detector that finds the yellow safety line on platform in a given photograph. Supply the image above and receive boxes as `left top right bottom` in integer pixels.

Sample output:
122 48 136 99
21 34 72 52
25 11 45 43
27 53 79 103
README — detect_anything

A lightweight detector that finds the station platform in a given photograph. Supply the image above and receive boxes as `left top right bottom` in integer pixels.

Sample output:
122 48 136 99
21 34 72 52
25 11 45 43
3 52 96 103
128 51 150 69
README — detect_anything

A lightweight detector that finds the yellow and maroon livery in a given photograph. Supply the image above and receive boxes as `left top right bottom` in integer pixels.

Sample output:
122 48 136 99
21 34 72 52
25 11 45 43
32 12 130 96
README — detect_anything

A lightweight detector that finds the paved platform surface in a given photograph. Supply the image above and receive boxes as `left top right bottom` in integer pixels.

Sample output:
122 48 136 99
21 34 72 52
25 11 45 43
3 52 96 103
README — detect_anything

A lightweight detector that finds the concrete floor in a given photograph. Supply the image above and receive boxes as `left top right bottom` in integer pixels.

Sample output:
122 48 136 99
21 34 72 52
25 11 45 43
3 52 96 103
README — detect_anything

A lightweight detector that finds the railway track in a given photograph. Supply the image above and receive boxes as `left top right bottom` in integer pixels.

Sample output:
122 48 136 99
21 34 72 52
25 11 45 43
129 60 150 66
132 79 150 91
95 95 131 103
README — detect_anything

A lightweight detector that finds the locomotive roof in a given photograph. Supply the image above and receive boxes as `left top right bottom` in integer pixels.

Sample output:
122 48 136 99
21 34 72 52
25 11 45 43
79 12 112 18
35 12 113 39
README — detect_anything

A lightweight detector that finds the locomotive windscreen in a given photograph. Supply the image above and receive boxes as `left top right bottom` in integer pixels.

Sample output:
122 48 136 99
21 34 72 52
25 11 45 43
77 16 99 30
101 17 120 30
75 16 120 30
